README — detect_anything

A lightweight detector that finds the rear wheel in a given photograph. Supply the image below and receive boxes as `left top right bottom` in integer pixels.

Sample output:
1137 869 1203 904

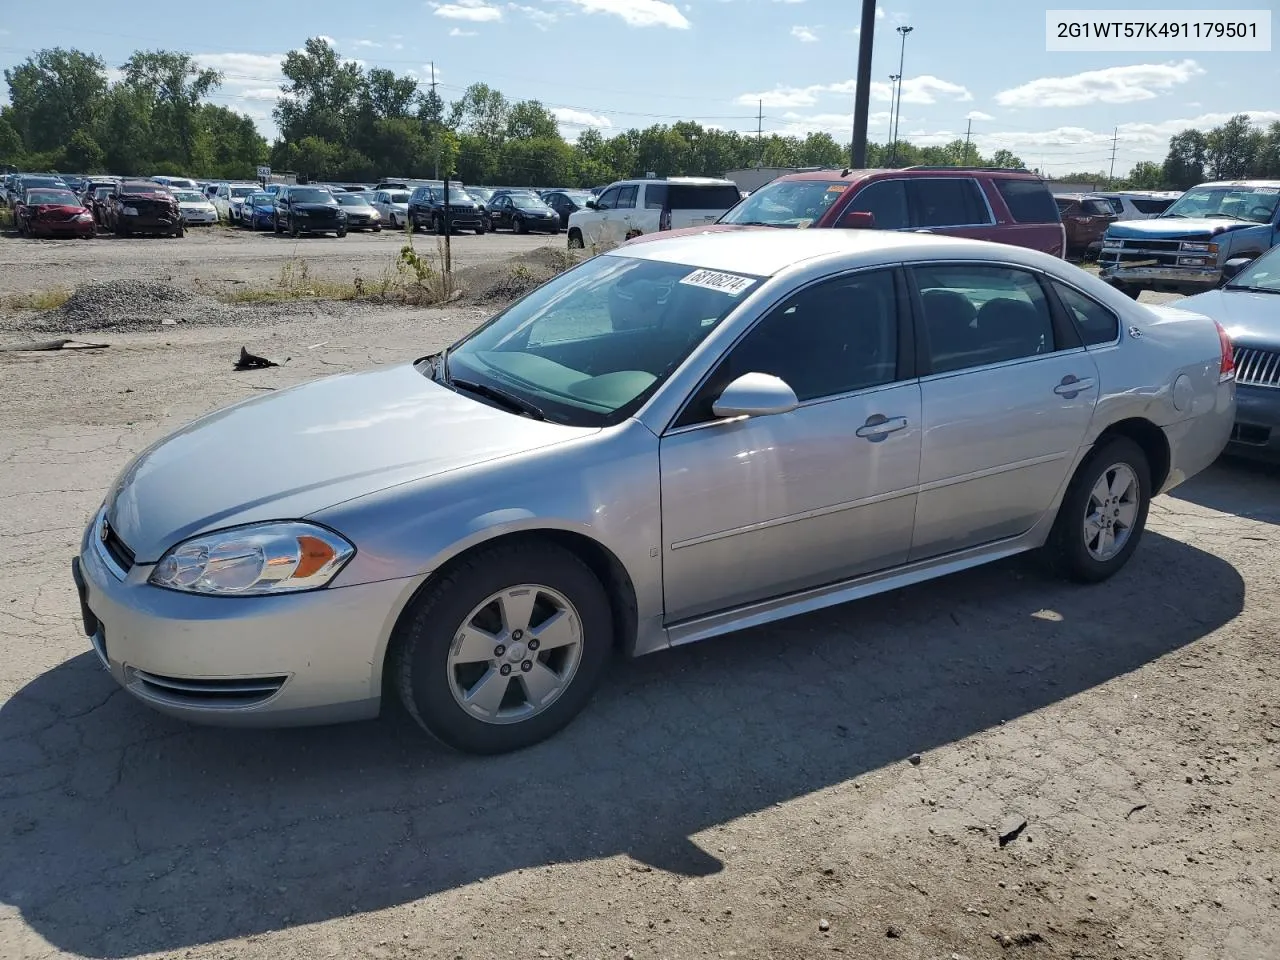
395 541 613 754
1044 436 1151 583
567 229 584 249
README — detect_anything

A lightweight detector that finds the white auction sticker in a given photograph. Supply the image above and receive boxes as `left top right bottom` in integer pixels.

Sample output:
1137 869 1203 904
1046 10 1271 51
679 269 757 297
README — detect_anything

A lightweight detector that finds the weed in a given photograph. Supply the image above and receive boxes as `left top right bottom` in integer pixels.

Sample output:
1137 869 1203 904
4 288 74 311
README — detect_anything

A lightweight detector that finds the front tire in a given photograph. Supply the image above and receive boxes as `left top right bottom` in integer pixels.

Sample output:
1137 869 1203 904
395 541 613 754
1044 436 1151 583
515 216 528 235
337 227 347 238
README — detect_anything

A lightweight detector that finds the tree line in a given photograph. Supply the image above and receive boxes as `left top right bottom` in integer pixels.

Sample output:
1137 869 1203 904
3 40 1275 191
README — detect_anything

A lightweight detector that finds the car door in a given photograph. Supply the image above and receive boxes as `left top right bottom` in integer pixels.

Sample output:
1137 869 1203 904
579 186 619 245
659 268 922 622
907 261 1100 560
839 177 911 231
905 177 996 240
609 184 640 242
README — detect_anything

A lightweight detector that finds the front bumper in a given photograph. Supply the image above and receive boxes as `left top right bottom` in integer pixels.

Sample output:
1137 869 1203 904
182 212 218 224
74 509 417 727
1098 262 1220 293
30 221 95 237
1226 383 1280 463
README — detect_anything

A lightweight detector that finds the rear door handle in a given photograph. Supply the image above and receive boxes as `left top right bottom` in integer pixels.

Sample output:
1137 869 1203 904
856 415 909 441
1054 376 1095 397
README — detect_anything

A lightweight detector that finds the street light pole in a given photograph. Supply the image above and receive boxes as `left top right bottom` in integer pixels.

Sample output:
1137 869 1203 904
849 0 879 168
887 74 900 166
888 25 913 167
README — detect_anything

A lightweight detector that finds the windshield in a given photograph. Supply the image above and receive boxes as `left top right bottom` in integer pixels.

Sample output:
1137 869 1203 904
289 188 334 203
718 179 849 227
468 188 494 202
386 191 410 203
442 255 759 426
1226 245 1280 293
26 190 78 205
1162 185 1280 223
122 183 168 194
515 197 549 210
336 193 370 206
22 177 63 189
173 190 205 202
247 193 272 204
229 186 255 198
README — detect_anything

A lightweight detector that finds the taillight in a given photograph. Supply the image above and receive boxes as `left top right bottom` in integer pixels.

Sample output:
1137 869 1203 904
659 207 671 231
1214 320 1235 380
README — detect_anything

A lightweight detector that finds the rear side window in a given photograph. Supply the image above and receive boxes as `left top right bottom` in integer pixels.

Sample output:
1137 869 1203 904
665 184 741 210
1081 199 1114 216
994 178 1061 223
910 178 991 227
644 184 667 209
1051 281 1119 345
1133 197 1175 214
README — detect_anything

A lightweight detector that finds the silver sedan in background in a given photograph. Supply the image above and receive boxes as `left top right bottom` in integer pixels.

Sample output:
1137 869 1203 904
73 230 1235 754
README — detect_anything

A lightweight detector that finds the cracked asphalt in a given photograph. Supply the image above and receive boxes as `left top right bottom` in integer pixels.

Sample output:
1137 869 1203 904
1 289 1279 959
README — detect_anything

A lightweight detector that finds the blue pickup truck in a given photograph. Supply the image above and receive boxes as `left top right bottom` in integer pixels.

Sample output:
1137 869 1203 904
1097 179 1280 297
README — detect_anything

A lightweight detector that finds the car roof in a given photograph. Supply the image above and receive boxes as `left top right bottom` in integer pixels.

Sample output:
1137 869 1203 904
610 227 1057 278
610 176 736 186
1196 180 1280 188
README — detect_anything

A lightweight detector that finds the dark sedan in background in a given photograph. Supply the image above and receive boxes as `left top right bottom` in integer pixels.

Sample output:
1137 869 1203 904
1181 244 1280 462
542 189 594 230
488 192 560 233
109 180 183 237
16 187 96 238
7 174 65 211
273 186 348 237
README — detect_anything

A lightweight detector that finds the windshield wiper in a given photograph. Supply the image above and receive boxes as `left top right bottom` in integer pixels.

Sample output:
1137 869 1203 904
1227 284 1280 295
1206 213 1250 221
725 220 784 227
449 377 546 420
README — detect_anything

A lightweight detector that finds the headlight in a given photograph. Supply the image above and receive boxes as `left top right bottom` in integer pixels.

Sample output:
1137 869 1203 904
1180 241 1216 253
75 212 92 221
1101 238 1122 249
122 206 139 215
370 210 380 219
149 522 354 596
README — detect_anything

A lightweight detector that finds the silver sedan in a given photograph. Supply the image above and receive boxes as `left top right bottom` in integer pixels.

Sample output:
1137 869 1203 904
73 230 1235 753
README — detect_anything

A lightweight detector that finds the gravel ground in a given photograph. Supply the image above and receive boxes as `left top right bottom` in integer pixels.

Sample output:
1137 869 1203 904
0 292 1278 960
0 226 560 301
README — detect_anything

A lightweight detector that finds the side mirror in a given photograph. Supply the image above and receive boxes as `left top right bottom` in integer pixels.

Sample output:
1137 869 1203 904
712 373 799 419
839 210 876 229
585 199 598 210
1220 257 1252 284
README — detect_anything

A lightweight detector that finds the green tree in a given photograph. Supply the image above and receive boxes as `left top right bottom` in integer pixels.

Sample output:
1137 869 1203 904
989 148 1025 169
1163 130 1207 189
499 135 573 185
1254 122 1280 178
506 100 559 141
448 83 509 148
1204 114 1261 180
120 50 221 171
1126 160 1165 189
797 131 846 167
200 104 268 178
0 109 22 166
275 37 365 144
3 48 108 154
64 128 105 171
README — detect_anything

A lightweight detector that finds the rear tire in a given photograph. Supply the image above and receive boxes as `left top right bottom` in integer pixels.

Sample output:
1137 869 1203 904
568 229 584 249
394 541 613 754
1044 436 1151 583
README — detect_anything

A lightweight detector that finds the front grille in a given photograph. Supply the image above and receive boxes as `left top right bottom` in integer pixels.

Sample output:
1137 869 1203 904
448 206 475 215
1097 238 1183 267
102 519 135 572
129 668 287 708
1234 347 1280 388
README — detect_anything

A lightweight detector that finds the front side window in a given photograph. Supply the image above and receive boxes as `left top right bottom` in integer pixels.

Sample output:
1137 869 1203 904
719 179 849 228
910 178 991 228
615 185 638 209
444 255 758 426
1225 244 1280 293
677 270 900 425
845 179 909 229
913 264 1056 374
1051 281 1119 345
595 187 619 210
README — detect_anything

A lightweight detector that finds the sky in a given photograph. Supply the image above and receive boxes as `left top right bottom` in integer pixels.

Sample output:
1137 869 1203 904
1 0 1278 177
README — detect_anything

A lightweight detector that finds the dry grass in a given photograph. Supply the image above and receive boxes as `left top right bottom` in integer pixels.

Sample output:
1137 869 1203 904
0 207 13 230
4 288 74 312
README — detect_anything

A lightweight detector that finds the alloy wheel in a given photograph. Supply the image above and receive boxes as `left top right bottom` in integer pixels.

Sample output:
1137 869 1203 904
1083 463 1140 561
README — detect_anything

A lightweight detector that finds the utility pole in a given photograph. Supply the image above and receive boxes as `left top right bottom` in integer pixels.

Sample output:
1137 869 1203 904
889 25 913 167
849 0 878 168
430 60 440 181
963 118 972 166
888 74 901 165
757 99 763 167
1107 126 1119 185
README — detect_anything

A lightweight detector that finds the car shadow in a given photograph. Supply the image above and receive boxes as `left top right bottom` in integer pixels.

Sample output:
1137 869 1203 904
0 532 1242 958
1165 456 1279 524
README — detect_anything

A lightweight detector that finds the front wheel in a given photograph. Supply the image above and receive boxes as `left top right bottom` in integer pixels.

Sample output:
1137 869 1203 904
336 228 347 238
394 541 613 754
515 216 528 235
1044 436 1151 583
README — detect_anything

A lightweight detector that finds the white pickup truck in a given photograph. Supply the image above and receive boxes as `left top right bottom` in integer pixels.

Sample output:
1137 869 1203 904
567 177 742 249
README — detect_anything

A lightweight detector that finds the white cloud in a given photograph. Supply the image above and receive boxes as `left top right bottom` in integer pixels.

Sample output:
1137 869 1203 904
563 0 690 29
353 39 381 47
966 110 994 121
791 25 818 42
825 74 972 104
315 34 337 45
772 110 891 138
450 26 478 35
554 107 613 129
736 85 824 108
509 2 558 27
995 60 1204 108
432 0 503 21
774 0 807 4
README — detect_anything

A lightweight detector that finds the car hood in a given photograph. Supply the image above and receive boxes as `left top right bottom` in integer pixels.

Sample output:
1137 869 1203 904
105 363 594 562
179 201 214 210
292 202 342 213
620 223 754 246
1105 218 1258 240
1177 287 1280 346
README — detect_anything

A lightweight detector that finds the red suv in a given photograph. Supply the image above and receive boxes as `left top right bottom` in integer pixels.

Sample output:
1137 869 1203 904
631 167 1065 258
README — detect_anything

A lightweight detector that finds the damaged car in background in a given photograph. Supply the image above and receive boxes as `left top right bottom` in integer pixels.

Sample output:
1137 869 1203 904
107 180 184 237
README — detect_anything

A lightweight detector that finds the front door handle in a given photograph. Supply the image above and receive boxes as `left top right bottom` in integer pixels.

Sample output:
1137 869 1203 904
856 414 909 441
1054 375 1096 397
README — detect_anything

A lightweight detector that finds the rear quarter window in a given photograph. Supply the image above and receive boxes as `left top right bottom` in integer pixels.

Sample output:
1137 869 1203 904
666 184 742 210
995 178 1061 223
1133 197 1175 215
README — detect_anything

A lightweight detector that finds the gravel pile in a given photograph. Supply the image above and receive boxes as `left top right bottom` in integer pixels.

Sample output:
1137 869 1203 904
30 279 241 333
458 246 578 305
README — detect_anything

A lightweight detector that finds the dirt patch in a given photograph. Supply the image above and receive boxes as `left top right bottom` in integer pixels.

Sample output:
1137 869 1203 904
456 244 580 304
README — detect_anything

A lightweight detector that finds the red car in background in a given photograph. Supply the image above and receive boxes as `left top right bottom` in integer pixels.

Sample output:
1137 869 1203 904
15 188 96 239
624 166 1066 258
